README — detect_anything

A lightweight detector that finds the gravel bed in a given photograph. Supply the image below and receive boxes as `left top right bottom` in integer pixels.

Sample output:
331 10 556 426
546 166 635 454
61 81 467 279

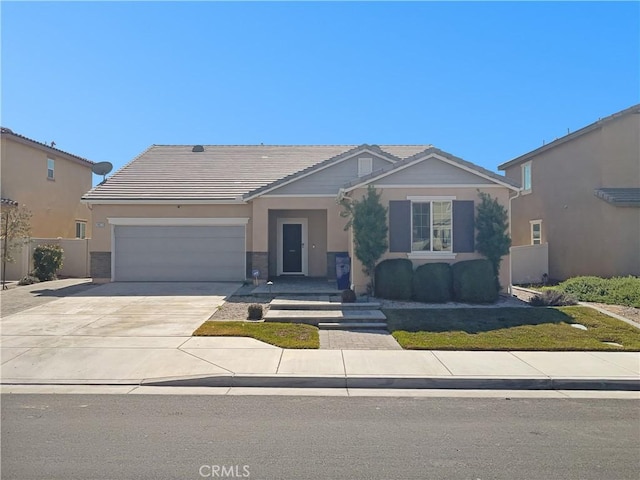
208 295 273 321
589 303 640 326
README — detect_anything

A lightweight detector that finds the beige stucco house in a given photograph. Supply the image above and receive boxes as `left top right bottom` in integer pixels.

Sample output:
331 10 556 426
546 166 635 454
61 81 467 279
499 104 640 281
82 144 519 292
1 127 94 239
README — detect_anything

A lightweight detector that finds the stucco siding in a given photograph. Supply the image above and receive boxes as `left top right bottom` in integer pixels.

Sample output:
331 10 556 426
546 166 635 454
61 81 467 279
506 113 640 280
1 136 93 238
265 154 392 195
374 157 495 186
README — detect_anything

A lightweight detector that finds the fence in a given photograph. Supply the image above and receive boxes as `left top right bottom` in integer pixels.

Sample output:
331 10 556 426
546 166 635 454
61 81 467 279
510 243 549 286
1 238 90 281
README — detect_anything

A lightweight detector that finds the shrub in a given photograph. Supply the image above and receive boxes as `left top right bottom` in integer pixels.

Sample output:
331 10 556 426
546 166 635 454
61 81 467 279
412 263 452 303
374 258 413 300
451 259 498 303
32 244 64 282
17 274 40 286
341 289 357 303
529 290 578 307
554 276 640 308
247 304 264 320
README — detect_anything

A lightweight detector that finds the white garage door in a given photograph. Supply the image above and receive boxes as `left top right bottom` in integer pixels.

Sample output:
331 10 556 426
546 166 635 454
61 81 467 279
114 225 245 281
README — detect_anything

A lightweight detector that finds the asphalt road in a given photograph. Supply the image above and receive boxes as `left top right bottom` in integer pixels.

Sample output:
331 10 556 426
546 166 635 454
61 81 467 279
2 395 639 480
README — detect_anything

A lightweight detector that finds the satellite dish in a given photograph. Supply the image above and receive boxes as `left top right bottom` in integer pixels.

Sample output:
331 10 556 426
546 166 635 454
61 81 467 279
92 161 113 183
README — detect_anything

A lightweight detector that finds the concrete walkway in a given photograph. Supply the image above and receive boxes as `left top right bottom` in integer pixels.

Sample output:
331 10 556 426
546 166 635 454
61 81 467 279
1 278 97 317
1 280 638 391
320 329 402 350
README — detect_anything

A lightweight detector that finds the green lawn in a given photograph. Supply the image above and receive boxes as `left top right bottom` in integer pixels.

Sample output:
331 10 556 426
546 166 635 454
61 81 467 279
193 321 319 349
385 306 640 351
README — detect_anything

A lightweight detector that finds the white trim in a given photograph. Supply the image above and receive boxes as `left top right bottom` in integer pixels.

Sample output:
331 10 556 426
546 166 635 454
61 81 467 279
407 252 457 260
110 224 116 282
407 195 456 201
107 217 249 226
356 184 504 189
521 161 532 194
410 199 454 254
530 219 542 245
344 152 519 192
244 148 396 200
261 194 337 198
358 157 373 177
82 199 246 205
277 218 308 276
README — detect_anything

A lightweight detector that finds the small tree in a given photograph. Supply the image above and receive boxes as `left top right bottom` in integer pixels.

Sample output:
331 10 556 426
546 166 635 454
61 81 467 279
339 185 388 293
475 191 511 289
1 204 32 289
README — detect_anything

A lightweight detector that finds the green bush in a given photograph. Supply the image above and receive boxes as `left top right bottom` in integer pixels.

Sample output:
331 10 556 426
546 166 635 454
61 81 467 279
374 258 413 300
451 259 498 303
412 263 452 303
529 290 577 307
32 244 64 282
554 276 640 308
247 304 264 320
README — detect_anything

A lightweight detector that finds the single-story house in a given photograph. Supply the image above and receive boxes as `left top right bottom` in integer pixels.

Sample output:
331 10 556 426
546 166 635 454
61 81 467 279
82 144 520 292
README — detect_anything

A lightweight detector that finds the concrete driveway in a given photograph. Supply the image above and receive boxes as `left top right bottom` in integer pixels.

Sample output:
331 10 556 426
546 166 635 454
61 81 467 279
1 282 239 338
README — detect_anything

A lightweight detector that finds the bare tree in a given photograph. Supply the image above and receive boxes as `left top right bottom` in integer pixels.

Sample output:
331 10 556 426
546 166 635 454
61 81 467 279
1 204 32 289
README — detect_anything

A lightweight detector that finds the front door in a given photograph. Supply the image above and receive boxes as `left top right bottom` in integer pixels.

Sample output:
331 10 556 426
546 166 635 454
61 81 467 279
282 223 302 273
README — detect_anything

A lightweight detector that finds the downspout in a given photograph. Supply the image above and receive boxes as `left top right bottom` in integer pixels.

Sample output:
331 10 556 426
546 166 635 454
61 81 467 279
508 188 522 295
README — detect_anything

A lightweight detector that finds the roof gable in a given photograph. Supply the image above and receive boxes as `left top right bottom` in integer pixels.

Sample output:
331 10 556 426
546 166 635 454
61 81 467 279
342 147 520 192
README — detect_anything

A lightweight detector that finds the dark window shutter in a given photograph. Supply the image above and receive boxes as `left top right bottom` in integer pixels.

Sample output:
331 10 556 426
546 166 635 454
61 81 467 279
389 200 411 252
453 200 475 253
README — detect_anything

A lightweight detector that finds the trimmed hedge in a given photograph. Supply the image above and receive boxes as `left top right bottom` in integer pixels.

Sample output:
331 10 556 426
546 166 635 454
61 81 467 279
452 259 498 303
33 244 64 282
375 258 413 300
412 263 452 303
554 276 640 308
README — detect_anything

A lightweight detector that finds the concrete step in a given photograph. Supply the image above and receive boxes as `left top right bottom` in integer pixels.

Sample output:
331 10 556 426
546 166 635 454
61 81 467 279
270 298 381 311
318 322 389 330
264 309 387 325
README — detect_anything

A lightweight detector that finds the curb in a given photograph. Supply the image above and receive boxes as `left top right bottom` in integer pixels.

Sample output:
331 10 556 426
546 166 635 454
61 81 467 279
131 374 640 391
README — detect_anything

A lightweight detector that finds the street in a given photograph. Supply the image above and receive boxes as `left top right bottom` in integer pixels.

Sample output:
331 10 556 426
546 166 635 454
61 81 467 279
2 394 639 480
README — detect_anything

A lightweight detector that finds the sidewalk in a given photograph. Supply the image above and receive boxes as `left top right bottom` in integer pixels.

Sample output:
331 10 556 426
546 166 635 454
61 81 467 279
2 335 638 391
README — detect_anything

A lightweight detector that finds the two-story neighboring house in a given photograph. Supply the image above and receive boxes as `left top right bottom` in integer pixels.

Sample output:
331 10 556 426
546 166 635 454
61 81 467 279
499 104 640 282
1 127 94 239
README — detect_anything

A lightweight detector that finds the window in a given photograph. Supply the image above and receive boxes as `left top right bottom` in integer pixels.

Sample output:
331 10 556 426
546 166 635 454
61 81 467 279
412 201 452 252
47 158 55 179
75 221 86 239
530 220 542 245
522 162 531 192
358 157 373 177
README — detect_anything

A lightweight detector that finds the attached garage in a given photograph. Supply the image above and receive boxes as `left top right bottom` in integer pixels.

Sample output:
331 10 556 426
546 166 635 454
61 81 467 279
110 218 248 282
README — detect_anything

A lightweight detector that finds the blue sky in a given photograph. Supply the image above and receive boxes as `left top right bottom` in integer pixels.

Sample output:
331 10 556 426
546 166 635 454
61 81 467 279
2 1 638 182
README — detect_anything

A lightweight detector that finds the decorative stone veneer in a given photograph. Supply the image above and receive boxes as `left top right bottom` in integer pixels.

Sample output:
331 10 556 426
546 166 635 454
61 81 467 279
90 252 111 279
247 252 269 279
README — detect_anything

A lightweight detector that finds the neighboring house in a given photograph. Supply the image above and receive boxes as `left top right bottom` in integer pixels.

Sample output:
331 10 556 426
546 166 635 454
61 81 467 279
499 104 640 281
82 144 519 292
1 127 94 239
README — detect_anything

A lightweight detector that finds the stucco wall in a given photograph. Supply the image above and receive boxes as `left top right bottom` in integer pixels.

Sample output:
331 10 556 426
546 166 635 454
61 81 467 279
504 112 640 280
348 186 512 294
1 135 93 238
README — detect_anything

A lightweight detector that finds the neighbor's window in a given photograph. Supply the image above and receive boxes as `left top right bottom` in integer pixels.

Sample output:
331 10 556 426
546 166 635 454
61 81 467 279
530 220 542 245
75 221 86 239
47 158 55 179
358 157 373 177
412 201 452 252
522 162 532 192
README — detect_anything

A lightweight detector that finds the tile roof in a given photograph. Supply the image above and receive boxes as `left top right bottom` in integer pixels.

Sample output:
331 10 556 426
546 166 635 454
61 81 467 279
0 127 94 167
1 198 19 207
499 104 640 170
594 188 640 207
342 146 521 191
82 144 431 201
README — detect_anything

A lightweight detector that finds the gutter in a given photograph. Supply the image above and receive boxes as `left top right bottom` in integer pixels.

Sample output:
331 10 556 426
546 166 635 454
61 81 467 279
507 188 522 294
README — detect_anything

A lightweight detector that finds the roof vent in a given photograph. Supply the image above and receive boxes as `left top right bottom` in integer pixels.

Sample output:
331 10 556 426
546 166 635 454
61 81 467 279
192 145 204 152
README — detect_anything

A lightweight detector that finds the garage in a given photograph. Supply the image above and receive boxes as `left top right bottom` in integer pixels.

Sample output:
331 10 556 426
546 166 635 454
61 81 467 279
111 219 247 282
